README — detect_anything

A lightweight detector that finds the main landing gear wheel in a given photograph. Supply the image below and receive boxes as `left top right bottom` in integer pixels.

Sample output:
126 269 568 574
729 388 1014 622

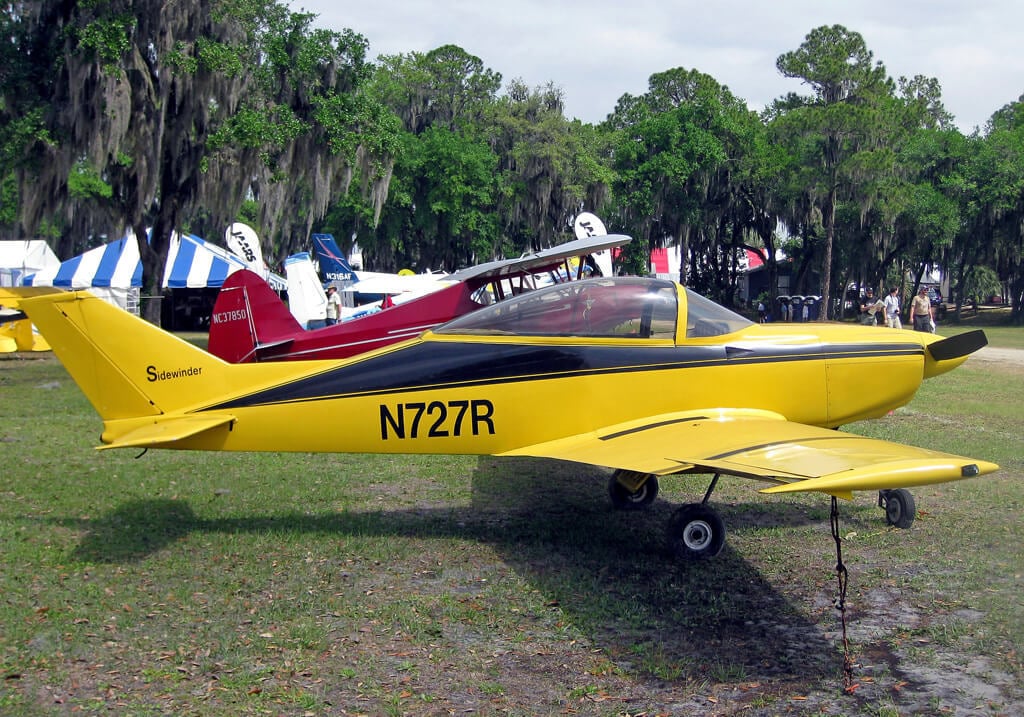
608 470 659 511
667 504 725 560
878 488 916 529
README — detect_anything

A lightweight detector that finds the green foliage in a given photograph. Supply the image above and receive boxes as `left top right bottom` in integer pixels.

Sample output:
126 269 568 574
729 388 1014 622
208 106 306 152
67 161 113 200
0 173 18 226
961 265 1003 302
0 109 53 167
194 37 245 76
237 198 259 226
74 14 136 68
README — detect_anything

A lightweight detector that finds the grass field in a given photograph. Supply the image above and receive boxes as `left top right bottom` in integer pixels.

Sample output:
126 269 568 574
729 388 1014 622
1 327 1021 715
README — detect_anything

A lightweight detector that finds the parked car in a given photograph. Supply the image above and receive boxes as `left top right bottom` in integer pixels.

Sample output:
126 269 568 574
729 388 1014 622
925 286 946 318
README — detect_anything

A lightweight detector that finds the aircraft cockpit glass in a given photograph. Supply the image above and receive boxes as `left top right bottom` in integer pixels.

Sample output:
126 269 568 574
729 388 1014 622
684 289 752 338
435 277 679 339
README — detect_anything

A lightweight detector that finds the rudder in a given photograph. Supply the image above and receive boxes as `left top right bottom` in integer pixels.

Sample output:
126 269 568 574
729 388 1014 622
208 269 301 363
311 233 356 283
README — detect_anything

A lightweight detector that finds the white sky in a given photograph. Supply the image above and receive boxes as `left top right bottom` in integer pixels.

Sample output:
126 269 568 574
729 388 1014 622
292 0 1024 134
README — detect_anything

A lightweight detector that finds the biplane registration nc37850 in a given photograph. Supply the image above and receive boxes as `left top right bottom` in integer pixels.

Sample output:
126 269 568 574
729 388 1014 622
17 276 997 559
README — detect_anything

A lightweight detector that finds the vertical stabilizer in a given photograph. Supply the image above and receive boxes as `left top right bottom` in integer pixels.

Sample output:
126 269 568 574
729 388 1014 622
283 253 328 328
19 291 234 420
208 270 302 362
311 233 357 283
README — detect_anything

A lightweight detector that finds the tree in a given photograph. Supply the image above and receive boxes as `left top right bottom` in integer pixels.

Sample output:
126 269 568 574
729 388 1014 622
333 46 611 271
340 45 503 270
488 79 614 253
967 98 1024 321
1 0 397 322
606 67 774 304
773 25 894 318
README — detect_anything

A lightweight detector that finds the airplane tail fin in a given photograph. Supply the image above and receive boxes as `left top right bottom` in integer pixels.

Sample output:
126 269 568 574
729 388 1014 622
18 290 237 422
283 252 328 328
207 269 301 363
311 233 357 283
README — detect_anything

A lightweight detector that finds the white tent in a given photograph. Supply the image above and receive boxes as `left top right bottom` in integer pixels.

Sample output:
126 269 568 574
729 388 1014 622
0 240 60 287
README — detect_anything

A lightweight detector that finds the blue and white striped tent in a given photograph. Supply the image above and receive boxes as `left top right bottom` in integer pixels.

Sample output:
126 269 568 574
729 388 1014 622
23 234 142 310
163 232 286 290
25 234 142 289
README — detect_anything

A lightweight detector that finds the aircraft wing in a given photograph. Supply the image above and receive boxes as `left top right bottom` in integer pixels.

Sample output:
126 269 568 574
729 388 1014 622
447 234 631 283
344 274 454 296
499 408 998 499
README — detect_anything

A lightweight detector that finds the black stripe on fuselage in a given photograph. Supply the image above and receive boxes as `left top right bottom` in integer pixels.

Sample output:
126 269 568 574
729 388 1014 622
200 340 924 411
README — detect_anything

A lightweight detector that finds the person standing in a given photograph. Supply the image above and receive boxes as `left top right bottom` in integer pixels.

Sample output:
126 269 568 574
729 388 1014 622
883 287 903 329
325 285 342 326
859 289 883 325
910 286 934 332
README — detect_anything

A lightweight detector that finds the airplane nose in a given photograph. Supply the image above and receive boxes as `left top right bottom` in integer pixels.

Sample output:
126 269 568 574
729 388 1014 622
921 329 988 378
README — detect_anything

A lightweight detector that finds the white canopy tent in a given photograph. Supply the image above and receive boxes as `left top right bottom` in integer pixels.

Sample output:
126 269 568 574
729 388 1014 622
0 240 60 287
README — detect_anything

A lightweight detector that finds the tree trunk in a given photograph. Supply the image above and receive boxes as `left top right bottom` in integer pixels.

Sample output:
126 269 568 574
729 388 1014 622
820 186 836 320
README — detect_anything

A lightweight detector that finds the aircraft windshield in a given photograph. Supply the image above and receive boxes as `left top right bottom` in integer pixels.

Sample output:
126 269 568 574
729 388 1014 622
684 289 752 337
435 277 679 339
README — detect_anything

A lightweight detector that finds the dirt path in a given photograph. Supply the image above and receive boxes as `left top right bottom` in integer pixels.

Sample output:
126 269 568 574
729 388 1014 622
970 346 1024 366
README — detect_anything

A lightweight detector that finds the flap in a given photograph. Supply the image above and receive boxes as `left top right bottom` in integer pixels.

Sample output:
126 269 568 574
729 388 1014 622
500 408 998 498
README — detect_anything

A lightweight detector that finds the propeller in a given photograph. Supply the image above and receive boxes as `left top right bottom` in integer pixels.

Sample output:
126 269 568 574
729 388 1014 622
926 329 988 362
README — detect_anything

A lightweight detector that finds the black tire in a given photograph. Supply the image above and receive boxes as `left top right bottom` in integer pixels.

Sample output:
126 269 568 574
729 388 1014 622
608 471 659 511
883 488 916 529
667 504 725 560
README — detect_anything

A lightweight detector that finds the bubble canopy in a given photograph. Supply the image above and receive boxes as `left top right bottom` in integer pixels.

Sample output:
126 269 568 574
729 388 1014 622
433 277 751 340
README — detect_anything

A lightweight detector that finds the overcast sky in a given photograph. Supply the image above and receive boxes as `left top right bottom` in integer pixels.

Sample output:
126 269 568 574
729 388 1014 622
293 1 1023 134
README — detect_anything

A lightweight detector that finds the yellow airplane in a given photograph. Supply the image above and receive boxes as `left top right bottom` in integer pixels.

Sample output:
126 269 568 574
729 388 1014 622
15 276 996 559
0 287 56 352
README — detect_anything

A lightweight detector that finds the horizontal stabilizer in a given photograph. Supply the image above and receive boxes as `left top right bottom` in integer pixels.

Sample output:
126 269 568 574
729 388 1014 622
98 414 236 450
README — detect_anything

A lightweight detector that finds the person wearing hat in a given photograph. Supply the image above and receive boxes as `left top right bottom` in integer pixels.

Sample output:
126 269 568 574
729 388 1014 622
910 286 934 332
325 285 342 326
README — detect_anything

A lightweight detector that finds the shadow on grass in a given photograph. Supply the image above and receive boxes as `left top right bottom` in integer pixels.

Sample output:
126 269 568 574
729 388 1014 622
58 455 851 684
71 498 198 562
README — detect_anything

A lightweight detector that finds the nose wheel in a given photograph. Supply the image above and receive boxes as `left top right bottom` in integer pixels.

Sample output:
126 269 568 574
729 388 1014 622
878 489 916 529
608 470 659 510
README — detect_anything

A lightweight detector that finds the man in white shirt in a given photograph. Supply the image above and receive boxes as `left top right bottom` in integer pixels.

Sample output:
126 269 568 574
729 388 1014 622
883 287 902 329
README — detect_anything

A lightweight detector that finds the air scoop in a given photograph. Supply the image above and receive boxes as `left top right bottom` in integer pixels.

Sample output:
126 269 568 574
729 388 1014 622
923 329 988 378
